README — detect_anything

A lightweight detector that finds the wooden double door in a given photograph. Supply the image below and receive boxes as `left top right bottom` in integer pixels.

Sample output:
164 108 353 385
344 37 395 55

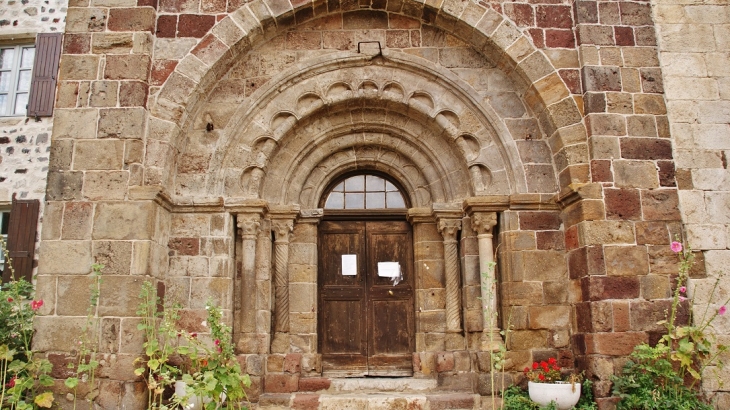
318 220 415 376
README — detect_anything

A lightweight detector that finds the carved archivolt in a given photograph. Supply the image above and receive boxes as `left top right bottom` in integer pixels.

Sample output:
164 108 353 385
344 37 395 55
177 52 555 203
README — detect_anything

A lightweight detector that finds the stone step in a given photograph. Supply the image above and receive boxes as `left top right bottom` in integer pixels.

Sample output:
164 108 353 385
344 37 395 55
327 377 439 393
256 392 484 410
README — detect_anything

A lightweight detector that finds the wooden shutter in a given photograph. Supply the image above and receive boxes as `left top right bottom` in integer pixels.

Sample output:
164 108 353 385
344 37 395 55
26 33 62 118
2 199 39 283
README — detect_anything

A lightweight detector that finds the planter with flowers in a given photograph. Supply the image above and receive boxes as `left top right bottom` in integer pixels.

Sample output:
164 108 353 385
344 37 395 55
524 358 582 410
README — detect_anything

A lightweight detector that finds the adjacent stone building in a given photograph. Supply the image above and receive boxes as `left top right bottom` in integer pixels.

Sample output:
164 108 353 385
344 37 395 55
0 0 65 281
25 0 730 408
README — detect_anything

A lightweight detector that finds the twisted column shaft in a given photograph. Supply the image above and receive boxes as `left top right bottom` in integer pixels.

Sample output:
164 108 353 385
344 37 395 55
439 219 462 333
272 220 293 333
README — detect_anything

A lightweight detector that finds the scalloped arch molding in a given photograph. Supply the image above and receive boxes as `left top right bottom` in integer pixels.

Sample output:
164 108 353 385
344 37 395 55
149 0 588 207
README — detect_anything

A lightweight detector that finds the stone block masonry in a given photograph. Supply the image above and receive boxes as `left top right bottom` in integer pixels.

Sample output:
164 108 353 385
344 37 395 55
23 0 730 408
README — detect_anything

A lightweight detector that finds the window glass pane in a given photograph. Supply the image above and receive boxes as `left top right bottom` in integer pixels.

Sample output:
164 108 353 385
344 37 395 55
1 212 9 235
0 49 15 70
0 94 7 115
366 192 385 209
17 70 31 91
331 182 344 192
386 192 406 208
0 72 10 93
14 93 27 115
345 192 364 208
344 175 364 191
325 192 344 209
20 47 34 68
385 181 397 191
366 175 384 191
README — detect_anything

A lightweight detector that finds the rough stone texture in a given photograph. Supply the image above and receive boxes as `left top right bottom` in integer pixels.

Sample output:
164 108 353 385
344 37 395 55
654 0 730 398
22 0 730 406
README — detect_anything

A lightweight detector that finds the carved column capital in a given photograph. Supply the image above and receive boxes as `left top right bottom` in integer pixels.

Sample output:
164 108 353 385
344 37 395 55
471 212 497 236
237 214 261 239
271 219 294 243
438 219 462 242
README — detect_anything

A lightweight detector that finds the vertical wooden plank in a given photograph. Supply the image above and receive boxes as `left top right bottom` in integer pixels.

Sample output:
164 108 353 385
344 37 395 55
2 199 39 282
27 33 62 117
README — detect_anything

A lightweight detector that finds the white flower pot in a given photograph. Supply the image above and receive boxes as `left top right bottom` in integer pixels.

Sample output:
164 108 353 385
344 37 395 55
174 380 207 410
528 381 581 410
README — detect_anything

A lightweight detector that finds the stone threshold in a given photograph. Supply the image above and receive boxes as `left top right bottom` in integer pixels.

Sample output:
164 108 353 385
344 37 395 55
256 392 482 410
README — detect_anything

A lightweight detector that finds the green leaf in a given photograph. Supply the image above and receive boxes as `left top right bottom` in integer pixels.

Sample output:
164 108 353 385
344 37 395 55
65 377 79 388
34 392 54 408
147 358 160 370
134 367 146 376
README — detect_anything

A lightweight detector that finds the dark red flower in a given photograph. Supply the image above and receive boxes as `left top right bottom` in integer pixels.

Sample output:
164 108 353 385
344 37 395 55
7 297 12 303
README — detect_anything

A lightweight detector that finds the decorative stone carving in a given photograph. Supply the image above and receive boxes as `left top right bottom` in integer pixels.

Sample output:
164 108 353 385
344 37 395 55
271 219 294 333
438 218 463 333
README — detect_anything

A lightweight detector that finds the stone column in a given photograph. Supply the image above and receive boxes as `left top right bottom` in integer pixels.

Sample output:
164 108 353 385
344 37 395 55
438 218 463 333
471 211 502 350
271 219 294 333
236 212 261 348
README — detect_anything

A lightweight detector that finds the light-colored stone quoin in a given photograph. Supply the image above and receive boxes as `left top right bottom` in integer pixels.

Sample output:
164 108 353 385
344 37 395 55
17 0 730 407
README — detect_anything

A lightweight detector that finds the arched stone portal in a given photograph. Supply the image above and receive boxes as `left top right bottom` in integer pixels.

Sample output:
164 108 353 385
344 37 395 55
157 2 573 393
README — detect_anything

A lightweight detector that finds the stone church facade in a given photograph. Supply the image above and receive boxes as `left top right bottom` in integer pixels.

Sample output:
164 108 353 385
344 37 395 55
21 0 730 408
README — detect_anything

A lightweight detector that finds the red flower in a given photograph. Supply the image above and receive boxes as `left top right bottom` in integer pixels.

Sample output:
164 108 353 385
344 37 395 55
6 377 16 388
30 300 43 311
7 297 13 302
532 362 539 370
541 361 549 371
548 357 557 365
191 333 198 338
553 365 560 371
538 374 545 381
524 367 530 373
214 339 220 346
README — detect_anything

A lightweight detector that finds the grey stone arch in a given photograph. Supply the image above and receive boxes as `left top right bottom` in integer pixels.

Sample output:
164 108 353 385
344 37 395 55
207 51 554 202
150 0 588 201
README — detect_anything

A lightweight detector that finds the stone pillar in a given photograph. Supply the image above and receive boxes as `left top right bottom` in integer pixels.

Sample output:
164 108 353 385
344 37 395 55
471 211 502 350
438 218 463 333
271 219 294 333
235 210 262 353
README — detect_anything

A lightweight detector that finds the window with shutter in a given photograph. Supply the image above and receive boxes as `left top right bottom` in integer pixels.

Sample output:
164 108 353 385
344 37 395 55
1 198 39 283
26 33 62 118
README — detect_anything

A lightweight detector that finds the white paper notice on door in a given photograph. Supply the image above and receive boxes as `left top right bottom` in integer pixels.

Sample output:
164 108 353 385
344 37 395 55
377 262 401 277
341 254 357 276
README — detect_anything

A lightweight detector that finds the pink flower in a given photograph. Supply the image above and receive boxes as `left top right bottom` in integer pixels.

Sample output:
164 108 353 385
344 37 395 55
679 286 686 293
6 377 15 388
679 296 687 302
30 300 43 311
719 306 727 316
671 241 683 253
214 339 220 346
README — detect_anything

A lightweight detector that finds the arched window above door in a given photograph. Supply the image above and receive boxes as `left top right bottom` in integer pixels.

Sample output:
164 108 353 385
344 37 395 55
323 174 407 210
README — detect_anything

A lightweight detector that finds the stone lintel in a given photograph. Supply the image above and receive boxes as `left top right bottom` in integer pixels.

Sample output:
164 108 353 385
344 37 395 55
298 209 323 224
555 182 604 209
226 199 269 214
509 193 559 210
462 195 510 214
268 204 301 221
407 207 435 224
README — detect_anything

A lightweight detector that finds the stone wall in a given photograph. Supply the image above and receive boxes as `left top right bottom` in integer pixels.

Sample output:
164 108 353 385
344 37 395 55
653 0 730 406
0 0 67 275
32 0 730 408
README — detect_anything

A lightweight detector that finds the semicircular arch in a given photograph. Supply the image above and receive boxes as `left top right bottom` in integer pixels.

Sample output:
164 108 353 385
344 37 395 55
150 0 587 200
